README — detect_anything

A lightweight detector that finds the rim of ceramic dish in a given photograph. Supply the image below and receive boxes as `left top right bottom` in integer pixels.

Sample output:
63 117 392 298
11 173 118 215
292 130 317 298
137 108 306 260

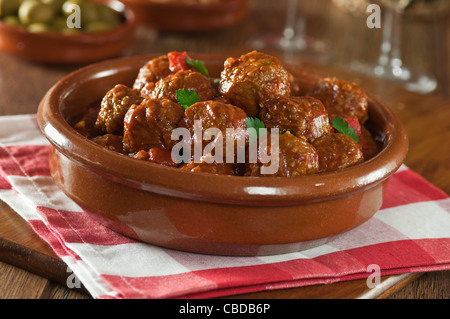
0 0 136 44
37 54 409 206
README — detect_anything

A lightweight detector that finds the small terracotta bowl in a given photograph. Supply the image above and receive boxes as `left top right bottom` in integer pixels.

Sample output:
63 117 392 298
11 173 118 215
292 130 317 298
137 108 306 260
119 0 249 32
37 54 408 256
0 1 136 65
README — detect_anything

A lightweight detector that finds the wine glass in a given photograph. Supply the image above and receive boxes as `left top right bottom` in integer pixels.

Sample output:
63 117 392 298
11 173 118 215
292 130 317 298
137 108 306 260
352 0 438 94
247 0 329 63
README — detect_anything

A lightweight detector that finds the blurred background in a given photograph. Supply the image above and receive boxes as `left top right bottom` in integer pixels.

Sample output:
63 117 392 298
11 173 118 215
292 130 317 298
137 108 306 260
0 0 449 115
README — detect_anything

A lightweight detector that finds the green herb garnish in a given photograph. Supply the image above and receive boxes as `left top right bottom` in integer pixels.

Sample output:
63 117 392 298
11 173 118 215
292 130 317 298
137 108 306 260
186 58 209 77
176 89 201 110
246 117 266 144
331 116 359 143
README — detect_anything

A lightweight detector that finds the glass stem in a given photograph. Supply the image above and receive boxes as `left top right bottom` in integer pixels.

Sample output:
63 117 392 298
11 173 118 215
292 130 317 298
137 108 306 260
390 7 404 70
283 0 299 43
377 6 404 71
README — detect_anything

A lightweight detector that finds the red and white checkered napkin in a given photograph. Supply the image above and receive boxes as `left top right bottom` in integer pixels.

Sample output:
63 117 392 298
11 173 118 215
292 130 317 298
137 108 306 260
0 114 449 299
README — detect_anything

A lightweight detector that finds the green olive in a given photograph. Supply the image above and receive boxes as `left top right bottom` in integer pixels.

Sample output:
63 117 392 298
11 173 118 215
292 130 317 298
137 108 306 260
80 1 100 26
2 15 22 27
0 0 23 18
51 16 67 31
61 25 80 35
41 0 66 11
62 0 99 26
84 20 113 33
27 22 53 33
97 4 120 28
18 0 54 25
61 0 80 15
62 0 78 18
5 0 124 35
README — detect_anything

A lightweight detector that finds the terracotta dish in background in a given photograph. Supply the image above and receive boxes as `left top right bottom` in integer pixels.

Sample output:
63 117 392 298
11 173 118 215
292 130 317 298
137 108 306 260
119 0 250 32
0 1 136 65
37 54 408 256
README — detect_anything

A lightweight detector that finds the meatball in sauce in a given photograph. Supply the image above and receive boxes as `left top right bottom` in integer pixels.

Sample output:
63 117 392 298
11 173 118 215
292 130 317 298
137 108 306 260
123 98 184 154
246 132 319 177
310 77 368 123
133 55 173 92
259 96 331 143
219 51 291 117
311 133 364 173
95 84 143 135
146 70 218 102
178 100 248 163
75 51 380 177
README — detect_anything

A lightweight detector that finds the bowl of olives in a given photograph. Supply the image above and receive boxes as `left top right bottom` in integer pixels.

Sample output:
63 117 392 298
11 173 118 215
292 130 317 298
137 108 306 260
0 0 136 64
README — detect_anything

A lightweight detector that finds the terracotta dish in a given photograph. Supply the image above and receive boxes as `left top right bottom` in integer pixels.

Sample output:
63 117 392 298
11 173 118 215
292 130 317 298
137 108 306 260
0 1 136 65
119 0 249 32
37 54 408 256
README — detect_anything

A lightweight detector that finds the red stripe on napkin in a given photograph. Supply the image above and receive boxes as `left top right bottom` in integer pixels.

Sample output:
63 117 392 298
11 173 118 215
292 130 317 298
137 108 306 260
0 175 12 190
0 145 50 177
36 206 137 246
99 238 450 299
381 169 448 209
0 147 26 177
28 219 82 260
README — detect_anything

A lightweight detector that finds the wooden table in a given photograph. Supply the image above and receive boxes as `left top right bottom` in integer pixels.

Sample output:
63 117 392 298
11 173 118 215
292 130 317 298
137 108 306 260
0 0 449 299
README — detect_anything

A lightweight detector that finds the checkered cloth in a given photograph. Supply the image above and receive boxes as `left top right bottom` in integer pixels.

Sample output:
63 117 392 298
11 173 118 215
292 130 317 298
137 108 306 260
0 114 448 299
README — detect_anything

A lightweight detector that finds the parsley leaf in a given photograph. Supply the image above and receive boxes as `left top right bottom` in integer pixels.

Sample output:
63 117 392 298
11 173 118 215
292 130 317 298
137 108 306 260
176 89 200 110
245 117 266 144
185 58 209 77
331 116 359 143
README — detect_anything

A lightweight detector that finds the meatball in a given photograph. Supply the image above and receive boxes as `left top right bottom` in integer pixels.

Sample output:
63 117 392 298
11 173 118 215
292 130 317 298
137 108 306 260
95 84 143 135
180 161 236 176
288 72 301 96
219 51 291 117
358 126 380 160
146 70 218 101
123 98 184 153
178 100 248 163
311 133 364 173
310 77 368 123
133 55 173 92
133 147 178 167
246 131 319 177
91 134 125 154
259 96 331 143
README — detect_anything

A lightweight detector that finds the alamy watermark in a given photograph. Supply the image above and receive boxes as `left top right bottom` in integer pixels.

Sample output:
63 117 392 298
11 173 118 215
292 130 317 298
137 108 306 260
66 266 81 289
366 264 381 289
366 4 381 29
171 120 280 174
67 3 382 30
65 4 81 29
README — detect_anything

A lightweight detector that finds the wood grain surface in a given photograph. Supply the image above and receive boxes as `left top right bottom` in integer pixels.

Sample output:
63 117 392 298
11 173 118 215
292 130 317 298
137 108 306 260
0 0 448 299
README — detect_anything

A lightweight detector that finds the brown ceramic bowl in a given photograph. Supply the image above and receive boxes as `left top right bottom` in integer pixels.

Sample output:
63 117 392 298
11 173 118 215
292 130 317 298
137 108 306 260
0 1 136 65
37 54 408 256
119 0 249 32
